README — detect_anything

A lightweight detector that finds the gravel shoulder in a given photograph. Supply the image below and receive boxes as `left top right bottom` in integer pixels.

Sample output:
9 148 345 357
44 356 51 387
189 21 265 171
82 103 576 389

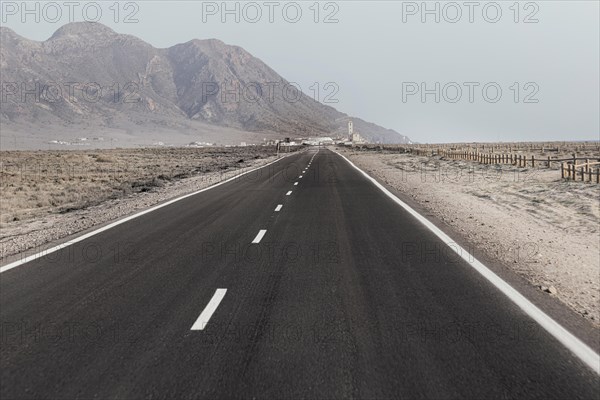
339 148 600 326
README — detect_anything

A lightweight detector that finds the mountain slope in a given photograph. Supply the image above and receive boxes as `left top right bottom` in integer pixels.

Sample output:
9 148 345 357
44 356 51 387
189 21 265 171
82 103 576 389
0 23 410 145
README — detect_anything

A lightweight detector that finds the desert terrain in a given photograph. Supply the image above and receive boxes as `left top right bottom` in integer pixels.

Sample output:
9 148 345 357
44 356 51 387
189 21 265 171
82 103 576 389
1 142 598 327
0 146 299 259
339 143 600 326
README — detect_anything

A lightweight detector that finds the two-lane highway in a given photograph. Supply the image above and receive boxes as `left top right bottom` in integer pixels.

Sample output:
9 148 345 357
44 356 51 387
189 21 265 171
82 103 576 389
1 148 599 399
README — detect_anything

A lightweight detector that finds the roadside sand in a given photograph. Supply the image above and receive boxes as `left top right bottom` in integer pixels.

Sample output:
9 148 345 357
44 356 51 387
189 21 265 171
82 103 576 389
339 148 600 326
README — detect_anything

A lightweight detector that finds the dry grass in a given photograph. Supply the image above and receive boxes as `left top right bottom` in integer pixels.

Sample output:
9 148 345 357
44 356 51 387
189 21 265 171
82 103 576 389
0 146 280 225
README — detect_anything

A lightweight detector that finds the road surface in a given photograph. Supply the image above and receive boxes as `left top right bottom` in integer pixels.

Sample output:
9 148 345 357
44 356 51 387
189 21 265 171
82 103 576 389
1 148 598 399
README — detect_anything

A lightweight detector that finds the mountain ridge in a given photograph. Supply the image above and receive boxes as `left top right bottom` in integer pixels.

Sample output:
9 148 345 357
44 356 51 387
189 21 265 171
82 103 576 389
1 22 411 146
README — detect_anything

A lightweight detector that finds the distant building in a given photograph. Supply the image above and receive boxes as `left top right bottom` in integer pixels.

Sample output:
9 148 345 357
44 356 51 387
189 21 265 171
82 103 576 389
348 120 353 141
347 120 367 144
303 137 334 145
352 132 366 144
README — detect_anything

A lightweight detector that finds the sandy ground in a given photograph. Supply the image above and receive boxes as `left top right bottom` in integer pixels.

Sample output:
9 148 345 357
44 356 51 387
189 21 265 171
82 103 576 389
339 148 600 326
0 153 288 261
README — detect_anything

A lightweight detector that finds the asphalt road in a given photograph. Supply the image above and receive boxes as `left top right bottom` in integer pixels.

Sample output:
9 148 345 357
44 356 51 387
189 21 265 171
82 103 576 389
1 148 599 399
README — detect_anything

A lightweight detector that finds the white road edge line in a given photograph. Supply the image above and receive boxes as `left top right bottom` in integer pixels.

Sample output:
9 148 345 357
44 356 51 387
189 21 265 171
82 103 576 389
191 288 227 331
286 191 292 196
0 152 300 274
334 150 600 375
252 229 267 244
275 204 283 212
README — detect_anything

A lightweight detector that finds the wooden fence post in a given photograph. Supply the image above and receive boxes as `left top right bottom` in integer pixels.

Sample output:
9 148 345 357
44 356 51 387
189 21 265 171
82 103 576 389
569 164 573 180
561 162 565 179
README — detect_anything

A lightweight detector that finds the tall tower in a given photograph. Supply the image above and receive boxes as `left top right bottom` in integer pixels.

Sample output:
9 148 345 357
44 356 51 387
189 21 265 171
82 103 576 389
348 120 353 141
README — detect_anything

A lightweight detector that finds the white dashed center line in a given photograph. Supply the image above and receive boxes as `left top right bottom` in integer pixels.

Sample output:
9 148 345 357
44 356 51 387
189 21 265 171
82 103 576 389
252 229 267 243
275 204 283 212
191 288 227 331
294 182 298 185
286 191 292 196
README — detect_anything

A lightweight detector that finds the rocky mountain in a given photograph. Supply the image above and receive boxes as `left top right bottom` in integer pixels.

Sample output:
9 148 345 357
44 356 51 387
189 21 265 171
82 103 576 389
0 22 410 147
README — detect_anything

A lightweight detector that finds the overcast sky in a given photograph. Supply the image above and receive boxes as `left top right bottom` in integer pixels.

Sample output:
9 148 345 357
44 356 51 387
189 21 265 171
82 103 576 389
2 0 599 143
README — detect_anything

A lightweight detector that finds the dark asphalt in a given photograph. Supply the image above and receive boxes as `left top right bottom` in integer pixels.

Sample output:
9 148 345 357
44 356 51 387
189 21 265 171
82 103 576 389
1 148 599 399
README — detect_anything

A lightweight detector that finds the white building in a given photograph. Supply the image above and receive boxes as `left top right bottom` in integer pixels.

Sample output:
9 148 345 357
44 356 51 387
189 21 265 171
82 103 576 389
348 120 354 141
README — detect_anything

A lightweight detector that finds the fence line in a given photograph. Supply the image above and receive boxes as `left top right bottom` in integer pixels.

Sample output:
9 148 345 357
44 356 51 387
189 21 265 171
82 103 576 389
561 160 600 183
348 143 600 183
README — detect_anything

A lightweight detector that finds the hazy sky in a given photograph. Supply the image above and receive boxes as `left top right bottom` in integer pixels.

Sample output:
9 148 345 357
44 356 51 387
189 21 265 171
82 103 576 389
2 0 599 143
